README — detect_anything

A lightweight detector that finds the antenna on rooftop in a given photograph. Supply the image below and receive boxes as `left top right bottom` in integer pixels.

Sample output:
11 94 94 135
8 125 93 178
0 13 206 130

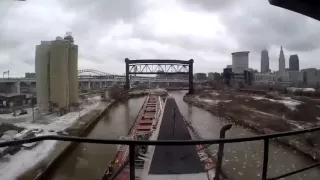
64 31 74 44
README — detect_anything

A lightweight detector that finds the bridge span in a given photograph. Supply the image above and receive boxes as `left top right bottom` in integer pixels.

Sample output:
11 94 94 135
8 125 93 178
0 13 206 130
0 77 207 94
0 76 199 94
0 69 208 94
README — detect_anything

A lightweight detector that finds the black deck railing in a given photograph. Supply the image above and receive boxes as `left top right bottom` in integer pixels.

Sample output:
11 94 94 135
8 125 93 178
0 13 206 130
1 125 320 180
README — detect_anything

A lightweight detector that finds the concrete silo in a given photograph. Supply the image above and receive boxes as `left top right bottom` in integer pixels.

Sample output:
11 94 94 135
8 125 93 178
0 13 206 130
35 41 51 111
35 33 79 114
49 39 70 110
68 44 78 105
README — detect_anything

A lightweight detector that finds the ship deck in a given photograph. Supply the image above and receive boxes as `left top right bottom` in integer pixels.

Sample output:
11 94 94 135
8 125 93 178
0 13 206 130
143 97 208 179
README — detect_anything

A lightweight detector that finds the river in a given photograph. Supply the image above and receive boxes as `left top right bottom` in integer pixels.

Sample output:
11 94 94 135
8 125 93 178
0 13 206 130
50 91 320 180
51 97 145 180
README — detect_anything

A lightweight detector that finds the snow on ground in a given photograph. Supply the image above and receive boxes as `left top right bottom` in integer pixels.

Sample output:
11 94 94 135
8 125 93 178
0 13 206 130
252 96 301 111
196 97 231 105
287 87 316 92
0 108 34 123
0 132 56 180
14 102 100 131
210 91 219 96
0 96 102 180
286 120 312 130
303 88 316 92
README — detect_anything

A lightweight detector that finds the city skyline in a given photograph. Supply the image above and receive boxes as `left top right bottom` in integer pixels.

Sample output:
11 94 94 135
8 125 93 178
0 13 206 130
1 0 320 76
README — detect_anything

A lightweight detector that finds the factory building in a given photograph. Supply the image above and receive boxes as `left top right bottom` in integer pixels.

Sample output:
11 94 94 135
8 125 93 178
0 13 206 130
35 33 78 113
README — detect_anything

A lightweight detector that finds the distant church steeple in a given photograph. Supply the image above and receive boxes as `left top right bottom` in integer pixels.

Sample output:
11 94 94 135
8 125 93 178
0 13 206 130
279 46 285 76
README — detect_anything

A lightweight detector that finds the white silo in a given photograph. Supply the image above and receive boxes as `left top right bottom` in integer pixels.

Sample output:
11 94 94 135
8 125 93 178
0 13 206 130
35 41 51 111
68 44 78 105
49 39 70 109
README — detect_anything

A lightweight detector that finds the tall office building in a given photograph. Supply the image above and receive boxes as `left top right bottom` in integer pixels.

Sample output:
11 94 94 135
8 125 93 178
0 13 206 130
278 46 286 76
231 51 249 73
289 54 299 71
35 33 78 112
260 49 269 73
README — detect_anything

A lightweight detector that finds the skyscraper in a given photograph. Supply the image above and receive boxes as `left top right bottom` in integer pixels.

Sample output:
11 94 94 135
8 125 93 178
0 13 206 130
231 51 249 73
260 49 269 73
279 46 285 76
289 54 299 71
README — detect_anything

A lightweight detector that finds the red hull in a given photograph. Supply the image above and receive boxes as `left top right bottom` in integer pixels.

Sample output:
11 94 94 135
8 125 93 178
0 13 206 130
102 94 159 180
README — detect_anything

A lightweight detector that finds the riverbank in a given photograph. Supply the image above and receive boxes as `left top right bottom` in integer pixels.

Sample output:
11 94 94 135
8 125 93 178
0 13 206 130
11 93 147 180
14 101 112 180
183 93 320 163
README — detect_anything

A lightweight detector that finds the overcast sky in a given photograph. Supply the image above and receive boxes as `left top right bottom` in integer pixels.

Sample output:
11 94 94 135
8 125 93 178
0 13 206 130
1 0 320 76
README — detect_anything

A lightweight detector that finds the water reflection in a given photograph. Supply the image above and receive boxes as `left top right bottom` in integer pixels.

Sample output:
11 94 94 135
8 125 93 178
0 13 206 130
124 100 130 131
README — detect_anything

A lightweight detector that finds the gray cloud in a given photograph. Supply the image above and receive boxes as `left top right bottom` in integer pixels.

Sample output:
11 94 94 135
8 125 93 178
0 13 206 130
59 0 146 23
179 0 236 12
0 0 320 76
181 0 320 53
130 23 235 56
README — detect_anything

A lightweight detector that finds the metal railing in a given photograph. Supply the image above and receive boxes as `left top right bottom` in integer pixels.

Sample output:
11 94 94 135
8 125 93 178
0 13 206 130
1 125 320 180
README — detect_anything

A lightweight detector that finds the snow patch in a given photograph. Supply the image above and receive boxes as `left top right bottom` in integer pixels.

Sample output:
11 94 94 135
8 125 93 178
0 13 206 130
0 96 103 180
252 96 301 111
287 120 306 130
14 101 101 131
0 108 34 123
210 92 219 96
196 97 231 104
197 98 216 104
287 87 316 92
0 132 57 180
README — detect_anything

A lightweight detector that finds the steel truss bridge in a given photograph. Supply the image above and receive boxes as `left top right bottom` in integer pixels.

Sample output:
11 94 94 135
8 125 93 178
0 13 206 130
125 59 194 94
78 69 113 76
0 68 205 84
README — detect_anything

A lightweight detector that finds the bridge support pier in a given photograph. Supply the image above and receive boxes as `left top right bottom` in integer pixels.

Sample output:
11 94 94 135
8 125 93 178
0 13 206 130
125 58 130 90
15 82 21 94
188 59 194 94
87 81 91 90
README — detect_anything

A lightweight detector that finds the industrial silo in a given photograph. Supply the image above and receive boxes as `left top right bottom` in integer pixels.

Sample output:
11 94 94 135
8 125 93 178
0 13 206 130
49 38 70 110
68 44 78 105
35 41 51 111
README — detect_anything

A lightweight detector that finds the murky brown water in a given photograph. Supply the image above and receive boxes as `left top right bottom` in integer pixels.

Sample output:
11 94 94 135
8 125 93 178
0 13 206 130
49 91 320 180
50 97 146 180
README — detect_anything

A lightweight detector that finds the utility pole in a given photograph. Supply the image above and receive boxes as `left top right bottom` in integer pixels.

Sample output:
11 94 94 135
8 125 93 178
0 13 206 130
3 70 9 78
32 96 35 122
